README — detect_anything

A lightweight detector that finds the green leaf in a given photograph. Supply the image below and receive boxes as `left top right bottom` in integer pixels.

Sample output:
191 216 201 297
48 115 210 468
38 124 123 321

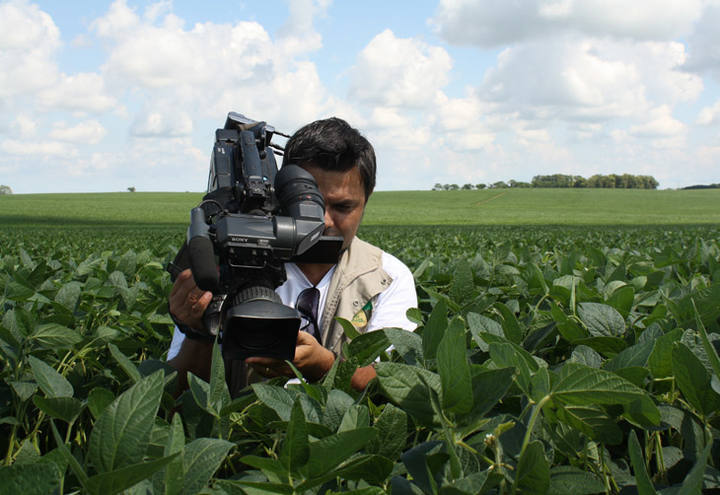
467 312 504 351
88 387 115 419
252 383 295 421
488 342 537 395
367 403 407 460
555 405 623 445
88 370 164 473
108 343 141 383
514 440 550 495
493 302 523 343
29 323 81 350
162 414 185 495
338 404 370 432
208 341 230 415
647 329 682 378
336 317 360 340
423 299 448 362
346 329 391 366
577 302 625 337
672 343 720 416
323 389 355 432
606 285 634 319
628 430 657 495
306 427 376 478
677 441 712 495
604 340 654 372
9 381 37 402
28 355 73 398
280 400 309 473
180 438 234 495
376 362 441 426
33 396 83 423
86 453 180 495
335 454 394 485
548 466 605 495
438 317 473 414
0 462 62 495
552 363 652 407
54 281 82 311
450 260 475 305
467 367 515 421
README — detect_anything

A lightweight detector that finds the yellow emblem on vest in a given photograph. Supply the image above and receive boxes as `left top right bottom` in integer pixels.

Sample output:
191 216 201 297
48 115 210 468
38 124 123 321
351 309 367 329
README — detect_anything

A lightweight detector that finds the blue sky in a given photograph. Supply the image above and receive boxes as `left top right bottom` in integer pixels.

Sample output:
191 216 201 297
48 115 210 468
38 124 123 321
2 0 720 193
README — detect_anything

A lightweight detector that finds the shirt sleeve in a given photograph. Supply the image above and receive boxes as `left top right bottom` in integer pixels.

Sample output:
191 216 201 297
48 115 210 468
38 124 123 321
366 252 418 332
167 326 185 361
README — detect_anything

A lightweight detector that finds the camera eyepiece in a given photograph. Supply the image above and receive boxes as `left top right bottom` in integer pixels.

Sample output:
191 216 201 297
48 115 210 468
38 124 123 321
275 165 325 221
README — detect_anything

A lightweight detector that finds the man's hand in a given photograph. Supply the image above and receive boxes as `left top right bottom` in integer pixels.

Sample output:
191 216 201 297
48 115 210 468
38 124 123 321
246 331 334 382
169 269 213 330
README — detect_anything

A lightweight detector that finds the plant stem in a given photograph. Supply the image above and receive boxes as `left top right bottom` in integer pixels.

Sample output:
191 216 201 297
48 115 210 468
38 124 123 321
518 395 550 459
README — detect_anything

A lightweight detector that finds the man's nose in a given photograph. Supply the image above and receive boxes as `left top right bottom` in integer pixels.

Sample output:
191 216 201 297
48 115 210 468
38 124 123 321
323 209 334 230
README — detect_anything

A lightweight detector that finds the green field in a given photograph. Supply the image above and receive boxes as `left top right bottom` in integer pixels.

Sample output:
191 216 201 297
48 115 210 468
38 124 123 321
1 188 719 227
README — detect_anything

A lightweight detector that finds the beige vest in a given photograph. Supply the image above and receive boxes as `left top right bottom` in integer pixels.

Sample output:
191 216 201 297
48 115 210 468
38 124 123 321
226 237 392 396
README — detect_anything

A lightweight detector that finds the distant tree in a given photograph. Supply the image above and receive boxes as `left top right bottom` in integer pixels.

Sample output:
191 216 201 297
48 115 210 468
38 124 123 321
475 183 486 190
491 181 508 189
448 184 459 190
127 186 136 193
0 185 12 195
432 183 443 191
462 183 474 190
572 176 587 188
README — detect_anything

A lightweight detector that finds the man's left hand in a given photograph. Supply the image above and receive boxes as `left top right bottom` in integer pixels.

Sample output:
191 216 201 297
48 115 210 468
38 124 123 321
245 331 334 382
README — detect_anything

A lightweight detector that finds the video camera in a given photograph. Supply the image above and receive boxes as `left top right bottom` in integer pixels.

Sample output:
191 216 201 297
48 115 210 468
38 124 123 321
169 112 343 362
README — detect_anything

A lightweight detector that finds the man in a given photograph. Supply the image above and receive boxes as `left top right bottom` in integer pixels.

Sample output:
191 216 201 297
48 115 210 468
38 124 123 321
167 117 417 393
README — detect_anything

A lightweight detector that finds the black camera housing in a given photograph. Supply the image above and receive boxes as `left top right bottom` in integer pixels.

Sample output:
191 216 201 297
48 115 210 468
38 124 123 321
173 112 343 362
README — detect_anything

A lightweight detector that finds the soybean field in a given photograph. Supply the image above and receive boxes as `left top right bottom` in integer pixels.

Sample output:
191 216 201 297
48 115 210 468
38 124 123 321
1 189 719 494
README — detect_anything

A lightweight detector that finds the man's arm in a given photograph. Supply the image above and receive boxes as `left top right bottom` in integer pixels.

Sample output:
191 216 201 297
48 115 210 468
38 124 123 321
167 269 214 390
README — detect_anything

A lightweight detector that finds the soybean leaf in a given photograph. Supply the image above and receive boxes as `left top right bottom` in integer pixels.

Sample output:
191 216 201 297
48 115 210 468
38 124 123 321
647 329 683 378
672 343 720 417
467 312 504 351
88 370 164 473
555 405 623 445
548 466 605 495
552 363 652 407
437 317 473 414
376 362 441 426
108 343 141 383
322 389 355 433
493 302 523 343
423 299 448 362
515 440 550 495
240 455 289 482
604 340 654 372
87 387 115 419
400 441 442 495
208 341 230 415
0 461 62 495
160 414 185 495
338 404 370 432
33 396 83 424
280 400 309 473
252 383 294 422
465 367 515 424
86 453 180 495
367 403 407 460
577 302 625 337
54 281 82 311
335 454 394 485
346 329 391 366
628 430 657 495
305 427 376 478
9 381 37 402
28 355 73 398
29 323 81 350
677 441 712 495
692 299 720 384
180 438 234 495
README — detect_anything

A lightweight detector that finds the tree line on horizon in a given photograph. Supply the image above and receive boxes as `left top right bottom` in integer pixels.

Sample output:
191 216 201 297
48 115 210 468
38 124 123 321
432 173 660 191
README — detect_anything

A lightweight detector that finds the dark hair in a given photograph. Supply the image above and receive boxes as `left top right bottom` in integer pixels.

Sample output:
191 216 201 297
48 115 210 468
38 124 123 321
282 117 376 201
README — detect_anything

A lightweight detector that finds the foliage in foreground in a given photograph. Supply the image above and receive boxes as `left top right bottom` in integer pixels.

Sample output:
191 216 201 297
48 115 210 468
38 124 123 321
1 225 719 494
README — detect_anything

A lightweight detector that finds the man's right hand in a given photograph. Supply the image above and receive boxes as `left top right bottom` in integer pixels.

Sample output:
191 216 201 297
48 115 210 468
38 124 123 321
169 268 213 331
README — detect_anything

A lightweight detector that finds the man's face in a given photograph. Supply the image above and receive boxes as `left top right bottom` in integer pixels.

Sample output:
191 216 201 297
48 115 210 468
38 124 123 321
302 164 366 250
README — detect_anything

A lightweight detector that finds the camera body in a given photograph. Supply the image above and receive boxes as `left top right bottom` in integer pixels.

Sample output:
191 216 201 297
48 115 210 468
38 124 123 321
178 112 342 362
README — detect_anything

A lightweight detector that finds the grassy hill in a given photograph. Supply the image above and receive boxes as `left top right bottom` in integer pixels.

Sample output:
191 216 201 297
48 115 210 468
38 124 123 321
1 188 719 227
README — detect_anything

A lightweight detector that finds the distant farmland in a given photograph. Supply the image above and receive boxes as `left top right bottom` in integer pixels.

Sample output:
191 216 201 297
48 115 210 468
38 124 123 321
1 188 718 227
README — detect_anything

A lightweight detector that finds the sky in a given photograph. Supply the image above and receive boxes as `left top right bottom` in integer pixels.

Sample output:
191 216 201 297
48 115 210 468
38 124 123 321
2 0 720 194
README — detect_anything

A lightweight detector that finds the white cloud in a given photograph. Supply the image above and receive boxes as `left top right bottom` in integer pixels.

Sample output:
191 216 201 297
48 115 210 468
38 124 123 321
629 106 685 137
37 72 118 113
1 138 76 156
477 36 701 124
348 29 452 108
50 120 107 144
684 4 720 80
0 0 61 99
431 0 703 47
131 109 193 137
12 114 37 137
697 100 720 125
